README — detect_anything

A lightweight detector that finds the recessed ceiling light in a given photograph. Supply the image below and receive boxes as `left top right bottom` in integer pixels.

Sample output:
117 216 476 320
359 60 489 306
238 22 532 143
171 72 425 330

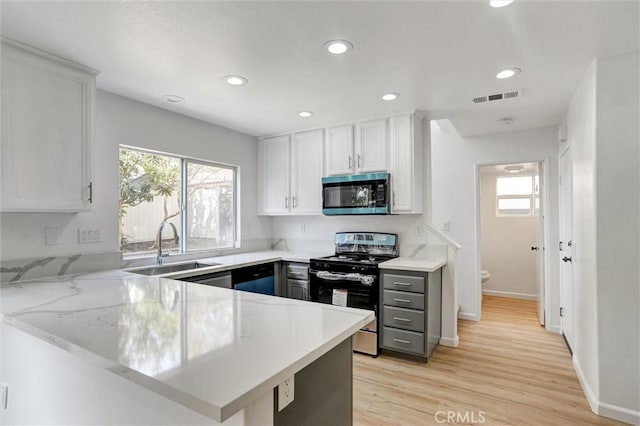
224 75 248 86
496 68 521 79
323 39 353 55
490 0 514 7
298 111 313 118
381 93 400 101
163 95 185 103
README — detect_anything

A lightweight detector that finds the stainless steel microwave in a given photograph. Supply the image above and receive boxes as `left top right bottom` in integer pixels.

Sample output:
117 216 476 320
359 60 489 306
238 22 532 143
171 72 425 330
321 172 390 215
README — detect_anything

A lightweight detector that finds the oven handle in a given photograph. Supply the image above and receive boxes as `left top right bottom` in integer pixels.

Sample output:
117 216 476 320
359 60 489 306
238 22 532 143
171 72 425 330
309 269 377 285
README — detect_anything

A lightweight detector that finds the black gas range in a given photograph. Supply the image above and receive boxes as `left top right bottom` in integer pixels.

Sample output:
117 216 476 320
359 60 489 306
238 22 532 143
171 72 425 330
309 232 398 356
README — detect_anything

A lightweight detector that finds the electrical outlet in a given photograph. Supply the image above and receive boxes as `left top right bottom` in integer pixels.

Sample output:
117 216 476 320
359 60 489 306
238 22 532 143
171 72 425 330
1 383 8 410
442 221 450 231
78 228 102 244
277 375 294 411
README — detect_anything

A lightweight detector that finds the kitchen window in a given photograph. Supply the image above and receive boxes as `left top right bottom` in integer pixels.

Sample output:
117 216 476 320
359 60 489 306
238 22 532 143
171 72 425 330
119 147 238 256
496 175 536 217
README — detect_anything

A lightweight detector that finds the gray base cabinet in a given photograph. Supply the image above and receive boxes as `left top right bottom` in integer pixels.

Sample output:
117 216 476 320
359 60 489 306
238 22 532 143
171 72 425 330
282 262 310 301
379 268 442 360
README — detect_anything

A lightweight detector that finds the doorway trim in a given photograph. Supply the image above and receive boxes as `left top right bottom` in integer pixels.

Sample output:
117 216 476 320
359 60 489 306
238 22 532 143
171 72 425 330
474 157 553 328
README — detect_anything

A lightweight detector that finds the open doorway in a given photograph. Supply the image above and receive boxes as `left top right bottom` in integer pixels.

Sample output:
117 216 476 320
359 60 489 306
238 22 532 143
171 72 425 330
478 161 546 325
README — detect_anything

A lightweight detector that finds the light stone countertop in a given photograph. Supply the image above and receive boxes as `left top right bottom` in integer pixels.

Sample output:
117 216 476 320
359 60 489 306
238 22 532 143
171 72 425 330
125 250 330 279
0 265 372 422
379 256 447 273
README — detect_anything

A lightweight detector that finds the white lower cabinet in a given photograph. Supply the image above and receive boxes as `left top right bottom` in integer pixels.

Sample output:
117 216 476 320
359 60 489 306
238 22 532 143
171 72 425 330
1 39 98 212
258 130 323 215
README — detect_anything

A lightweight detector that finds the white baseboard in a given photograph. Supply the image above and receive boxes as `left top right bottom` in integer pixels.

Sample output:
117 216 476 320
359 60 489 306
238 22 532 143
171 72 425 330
439 336 459 347
458 311 479 321
547 324 562 334
482 289 537 300
572 356 599 414
599 401 640 425
573 356 640 424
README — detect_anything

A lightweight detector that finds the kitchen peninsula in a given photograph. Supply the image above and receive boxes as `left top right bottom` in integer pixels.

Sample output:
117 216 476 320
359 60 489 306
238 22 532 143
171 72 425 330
1 269 373 425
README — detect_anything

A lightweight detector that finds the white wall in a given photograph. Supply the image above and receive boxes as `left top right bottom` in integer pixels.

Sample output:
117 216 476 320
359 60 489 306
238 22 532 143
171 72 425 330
594 50 639 418
563 49 639 423
430 123 560 331
563 59 600 408
480 172 538 299
0 90 271 263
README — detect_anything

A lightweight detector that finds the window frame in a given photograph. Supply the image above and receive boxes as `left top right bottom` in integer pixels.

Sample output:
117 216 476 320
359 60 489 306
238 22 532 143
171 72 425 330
495 174 536 217
119 145 240 257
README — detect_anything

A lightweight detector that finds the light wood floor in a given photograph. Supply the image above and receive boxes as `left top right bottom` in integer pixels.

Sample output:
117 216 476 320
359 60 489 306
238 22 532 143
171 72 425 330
353 296 622 426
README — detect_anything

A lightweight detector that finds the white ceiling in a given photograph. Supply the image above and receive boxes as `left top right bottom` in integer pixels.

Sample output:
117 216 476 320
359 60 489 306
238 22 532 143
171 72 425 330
1 1 638 137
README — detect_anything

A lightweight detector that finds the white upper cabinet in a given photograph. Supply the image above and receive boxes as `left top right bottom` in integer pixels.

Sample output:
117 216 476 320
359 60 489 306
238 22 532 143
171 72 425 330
389 114 423 214
325 119 388 176
259 135 291 215
1 39 98 212
259 112 423 215
356 118 388 173
325 125 354 176
291 130 324 214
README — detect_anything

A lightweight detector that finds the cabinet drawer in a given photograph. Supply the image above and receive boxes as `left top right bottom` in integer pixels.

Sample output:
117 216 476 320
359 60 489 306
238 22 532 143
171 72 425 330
383 306 424 332
382 327 425 355
383 273 425 293
286 264 309 280
383 289 424 310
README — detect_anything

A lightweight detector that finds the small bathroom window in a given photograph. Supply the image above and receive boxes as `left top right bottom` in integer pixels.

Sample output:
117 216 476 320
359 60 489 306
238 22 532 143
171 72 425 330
496 176 535 216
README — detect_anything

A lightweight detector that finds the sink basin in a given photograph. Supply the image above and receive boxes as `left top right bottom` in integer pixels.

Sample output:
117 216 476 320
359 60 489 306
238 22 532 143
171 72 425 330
128 261 221 276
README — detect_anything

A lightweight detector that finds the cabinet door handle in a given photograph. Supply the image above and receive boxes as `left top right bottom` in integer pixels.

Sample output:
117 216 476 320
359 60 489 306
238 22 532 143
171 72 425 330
348 155 353 169
394 282 412 287
393 298 411 303
88 181 93 204
393 190 396 206
357 154 361 168
292 196 296 208
392 338 411 344
285 196 288 208
393 317 412 322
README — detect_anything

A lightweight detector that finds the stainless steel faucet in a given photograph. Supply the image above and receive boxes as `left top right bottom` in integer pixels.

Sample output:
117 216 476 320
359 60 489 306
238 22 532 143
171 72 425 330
157 220 179 265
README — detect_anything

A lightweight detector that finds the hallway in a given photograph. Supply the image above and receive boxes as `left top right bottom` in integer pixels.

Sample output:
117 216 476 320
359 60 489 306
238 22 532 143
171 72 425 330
353 296 621 425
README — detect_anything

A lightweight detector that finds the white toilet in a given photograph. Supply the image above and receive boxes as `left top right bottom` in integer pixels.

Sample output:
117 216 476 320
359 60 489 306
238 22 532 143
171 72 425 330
481 270 491 301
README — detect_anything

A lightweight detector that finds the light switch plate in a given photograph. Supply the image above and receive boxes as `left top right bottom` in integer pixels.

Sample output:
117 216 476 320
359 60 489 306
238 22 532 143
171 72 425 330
78 228 102 244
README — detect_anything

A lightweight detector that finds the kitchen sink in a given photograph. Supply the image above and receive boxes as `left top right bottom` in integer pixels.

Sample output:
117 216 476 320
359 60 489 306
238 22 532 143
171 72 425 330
128 261 221 276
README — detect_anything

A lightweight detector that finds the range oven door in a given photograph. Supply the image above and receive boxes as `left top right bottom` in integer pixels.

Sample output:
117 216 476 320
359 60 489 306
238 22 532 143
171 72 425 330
309 269 380 356
309 269 378 311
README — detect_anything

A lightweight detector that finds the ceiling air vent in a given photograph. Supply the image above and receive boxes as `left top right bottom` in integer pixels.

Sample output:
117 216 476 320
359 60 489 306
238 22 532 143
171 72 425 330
472 89 523 104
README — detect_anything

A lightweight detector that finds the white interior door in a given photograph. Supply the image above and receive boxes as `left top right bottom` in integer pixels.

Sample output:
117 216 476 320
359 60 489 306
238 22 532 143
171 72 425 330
559 148 574 350
535 162 546 325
